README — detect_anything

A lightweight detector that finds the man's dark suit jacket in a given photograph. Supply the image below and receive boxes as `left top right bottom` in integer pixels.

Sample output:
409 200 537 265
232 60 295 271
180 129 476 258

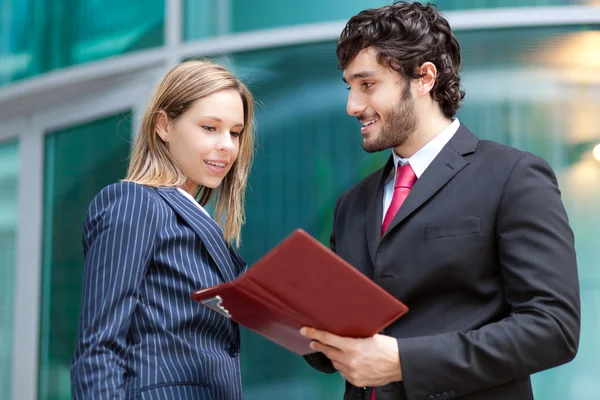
305 124 580 400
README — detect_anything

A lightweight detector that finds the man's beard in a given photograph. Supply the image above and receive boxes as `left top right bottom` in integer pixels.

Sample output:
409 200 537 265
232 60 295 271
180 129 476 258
361 83 417 153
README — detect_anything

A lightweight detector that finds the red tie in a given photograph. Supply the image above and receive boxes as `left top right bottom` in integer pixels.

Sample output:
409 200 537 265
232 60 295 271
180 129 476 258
382 163 417 235
373 164 416 400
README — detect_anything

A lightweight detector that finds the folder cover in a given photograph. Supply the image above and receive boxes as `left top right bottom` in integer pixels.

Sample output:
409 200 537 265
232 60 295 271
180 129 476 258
191 229 409 355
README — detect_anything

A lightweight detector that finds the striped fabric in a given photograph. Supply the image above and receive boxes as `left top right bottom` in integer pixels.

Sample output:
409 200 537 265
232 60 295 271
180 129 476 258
71 181 247 400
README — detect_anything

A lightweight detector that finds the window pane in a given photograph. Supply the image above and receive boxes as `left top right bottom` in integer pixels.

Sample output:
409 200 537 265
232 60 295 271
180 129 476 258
0 139 19 400
0 0 164 86
39 114 131 400
183 0 597 36
220 24 600 398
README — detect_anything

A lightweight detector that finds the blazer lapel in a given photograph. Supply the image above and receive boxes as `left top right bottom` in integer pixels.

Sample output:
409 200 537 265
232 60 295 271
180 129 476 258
382 124 479 238
365 156 394 265
156 187 238 282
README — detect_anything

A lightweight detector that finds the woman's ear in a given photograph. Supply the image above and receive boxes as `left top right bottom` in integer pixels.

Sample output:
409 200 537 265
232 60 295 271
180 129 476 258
155 110 169 142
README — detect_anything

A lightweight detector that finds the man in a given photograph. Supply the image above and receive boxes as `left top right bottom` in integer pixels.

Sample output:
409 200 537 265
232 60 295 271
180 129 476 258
300 2 580 400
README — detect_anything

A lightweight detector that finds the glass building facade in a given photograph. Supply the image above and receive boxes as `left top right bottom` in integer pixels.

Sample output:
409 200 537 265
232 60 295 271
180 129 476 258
1 1 599 400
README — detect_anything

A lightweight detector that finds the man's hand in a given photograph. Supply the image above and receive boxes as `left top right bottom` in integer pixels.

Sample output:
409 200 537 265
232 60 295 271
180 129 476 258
300 327 403 387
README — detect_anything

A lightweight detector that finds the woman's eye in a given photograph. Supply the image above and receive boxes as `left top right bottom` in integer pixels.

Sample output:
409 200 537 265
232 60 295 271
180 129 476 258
202 125 217 132
230 131 242 138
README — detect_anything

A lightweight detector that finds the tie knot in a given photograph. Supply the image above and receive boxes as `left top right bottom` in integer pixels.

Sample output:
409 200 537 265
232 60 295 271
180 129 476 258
395 163 417 189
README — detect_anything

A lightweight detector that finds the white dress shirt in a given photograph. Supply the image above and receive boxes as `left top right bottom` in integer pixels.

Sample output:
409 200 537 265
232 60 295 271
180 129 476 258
382 118 461 221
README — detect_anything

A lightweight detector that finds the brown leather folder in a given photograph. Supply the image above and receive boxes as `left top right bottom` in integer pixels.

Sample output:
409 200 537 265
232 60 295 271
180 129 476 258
191 229 409 355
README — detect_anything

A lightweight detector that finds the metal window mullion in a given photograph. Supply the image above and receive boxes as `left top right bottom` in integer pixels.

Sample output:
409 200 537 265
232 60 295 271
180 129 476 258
11 121 44 400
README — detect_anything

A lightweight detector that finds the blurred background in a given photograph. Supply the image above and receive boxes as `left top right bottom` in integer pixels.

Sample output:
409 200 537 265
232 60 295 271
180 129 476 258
1 0 600 399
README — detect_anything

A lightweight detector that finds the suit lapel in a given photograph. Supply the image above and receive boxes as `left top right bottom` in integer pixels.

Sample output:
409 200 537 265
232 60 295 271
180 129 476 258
156 187 238 282
365 156 394 265
381 124 479 239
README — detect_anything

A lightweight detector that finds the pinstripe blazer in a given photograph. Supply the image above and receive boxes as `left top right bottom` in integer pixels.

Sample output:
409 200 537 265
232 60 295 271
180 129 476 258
71 181 247 400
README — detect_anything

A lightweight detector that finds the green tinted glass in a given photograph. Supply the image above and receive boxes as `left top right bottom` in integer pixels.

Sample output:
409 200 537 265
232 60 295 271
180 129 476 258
39 114 131 400
0 140 19 400
0 0 164 87
184 0 221 40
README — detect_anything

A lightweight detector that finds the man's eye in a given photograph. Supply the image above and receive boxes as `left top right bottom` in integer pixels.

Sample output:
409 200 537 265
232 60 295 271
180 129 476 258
362 82 374 89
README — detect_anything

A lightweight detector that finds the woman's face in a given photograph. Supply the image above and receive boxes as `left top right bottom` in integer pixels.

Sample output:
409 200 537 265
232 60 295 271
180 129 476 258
158 89 245 194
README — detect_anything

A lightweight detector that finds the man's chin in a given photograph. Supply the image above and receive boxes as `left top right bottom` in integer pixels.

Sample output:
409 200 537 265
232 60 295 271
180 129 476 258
362 139 389 153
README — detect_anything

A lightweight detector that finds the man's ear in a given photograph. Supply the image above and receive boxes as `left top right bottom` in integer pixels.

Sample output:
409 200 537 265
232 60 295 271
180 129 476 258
156 110 169 142
417 62 437 94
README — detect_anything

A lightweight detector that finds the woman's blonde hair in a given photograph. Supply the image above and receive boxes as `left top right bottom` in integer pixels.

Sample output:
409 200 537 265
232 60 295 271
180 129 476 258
125 60 255 247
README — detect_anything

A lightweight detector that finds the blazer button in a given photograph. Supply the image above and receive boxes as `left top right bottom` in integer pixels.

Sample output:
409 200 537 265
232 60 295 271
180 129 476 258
227 344 238 357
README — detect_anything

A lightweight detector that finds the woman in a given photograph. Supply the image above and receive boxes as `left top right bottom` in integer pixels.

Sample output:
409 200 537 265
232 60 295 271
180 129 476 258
71 60 255 400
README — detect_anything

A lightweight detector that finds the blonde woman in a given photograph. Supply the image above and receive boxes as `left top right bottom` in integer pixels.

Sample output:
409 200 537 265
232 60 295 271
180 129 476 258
71 60 255 400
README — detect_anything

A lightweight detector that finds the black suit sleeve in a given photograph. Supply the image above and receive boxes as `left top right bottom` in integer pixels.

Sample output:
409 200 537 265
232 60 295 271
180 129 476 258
398 153 580 399
302 195 342 374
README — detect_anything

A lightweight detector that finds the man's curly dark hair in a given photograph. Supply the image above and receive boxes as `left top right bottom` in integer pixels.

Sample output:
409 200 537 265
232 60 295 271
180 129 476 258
337 1 465 118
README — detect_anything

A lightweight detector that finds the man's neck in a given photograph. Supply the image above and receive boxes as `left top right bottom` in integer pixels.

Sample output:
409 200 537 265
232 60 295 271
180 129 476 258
394 108 453 158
